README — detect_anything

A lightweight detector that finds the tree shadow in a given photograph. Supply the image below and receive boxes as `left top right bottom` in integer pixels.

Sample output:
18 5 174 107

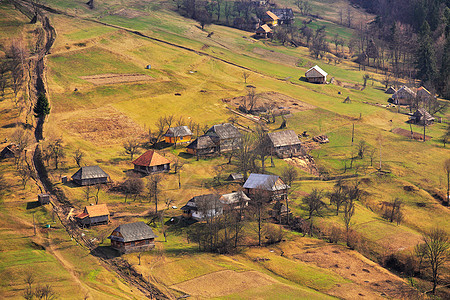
178 152 192 159
90 245 121 259
26 201 41 210
298 76 307 82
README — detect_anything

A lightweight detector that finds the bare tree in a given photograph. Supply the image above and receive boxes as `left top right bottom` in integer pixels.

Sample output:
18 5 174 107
123 138 140 160
444 158 450 206
247 87 258 112
281 165 298 225
0 59 10 100
17 164 32 189
83 185 91 202
302 189 326 235
47 138 64 170
147 174 162 213
172 158 184 189
250 187 270 246
122 177 144 202
235 133 255 181
73 148 83 167
382 197 403 224
329 179 348 215
254 126 269 173
242 71 250 84
343 196 355 247
94 183 102 204
357 140 368 159
8 41 27 103
34 284 57 300
421 228 449 294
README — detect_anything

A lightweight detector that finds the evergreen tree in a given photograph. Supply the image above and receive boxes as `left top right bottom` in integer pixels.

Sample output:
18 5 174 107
33 92 50 118
415 21 437 85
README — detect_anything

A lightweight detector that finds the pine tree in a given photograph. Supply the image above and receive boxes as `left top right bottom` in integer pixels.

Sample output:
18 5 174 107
416 21 437 85
33 92 50 118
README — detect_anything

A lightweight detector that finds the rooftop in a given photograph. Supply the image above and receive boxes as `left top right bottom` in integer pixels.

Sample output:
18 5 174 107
71 166 109 180
132 150 170 167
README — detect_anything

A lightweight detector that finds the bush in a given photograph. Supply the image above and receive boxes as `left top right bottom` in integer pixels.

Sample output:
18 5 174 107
263 224 284 245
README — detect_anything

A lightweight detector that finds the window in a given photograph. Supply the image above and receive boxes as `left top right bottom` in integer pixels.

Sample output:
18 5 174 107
130 242 135 247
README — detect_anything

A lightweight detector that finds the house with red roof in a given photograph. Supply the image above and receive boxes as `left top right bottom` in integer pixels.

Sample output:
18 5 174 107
132 150 170 174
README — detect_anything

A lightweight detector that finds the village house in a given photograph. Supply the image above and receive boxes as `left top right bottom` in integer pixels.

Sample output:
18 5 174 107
267 130 303 158
417 86 432 101
132 150 170 174
410 108 435 125
0 144 17 159
75 204 110 227
261 11 279 27
181 194 223 220
391 86 416 105
385 86 396 94
71 166 109 186
108 221 157 254
243 173 289 202
255 24 272 38
271 8 294 25
163 126 192 144
219 191 250 211
205 123 242 152
305 65 328 84
186 135 218 156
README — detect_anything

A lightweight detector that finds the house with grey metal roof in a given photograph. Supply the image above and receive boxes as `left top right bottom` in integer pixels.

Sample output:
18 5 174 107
71 166 109 186
220 191 250 211
267 130 303 158
181 194 223 220
243 173 289 201
108 221 157 253
206 123 242 152
391 86 416 105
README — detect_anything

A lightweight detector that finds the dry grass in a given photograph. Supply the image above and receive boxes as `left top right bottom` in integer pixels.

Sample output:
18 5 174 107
80 73 154 85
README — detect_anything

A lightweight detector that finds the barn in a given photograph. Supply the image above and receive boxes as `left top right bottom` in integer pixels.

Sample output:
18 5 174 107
267 130 303 158
305 65 328 84
76 204 110 227
71 166 109 186
109 222 157 253
132 150 170 174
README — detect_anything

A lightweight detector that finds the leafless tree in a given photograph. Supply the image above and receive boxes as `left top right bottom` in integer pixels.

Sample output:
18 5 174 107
83 185 91 202
47 138 65 170
242 71 250 84
8 41 27 103
357 140 368 159
281 165 298 225
235 133 255 181
17 164 32 189
123 138 140 160
445 158 450 206
24 273 34 290
147 174 162 212
421 228 449 294
414 243 427 276
11 128 32 164
328 179 348 215
302 188 326 220
250 187 270 246
122 177 144 202
0 59 10 100
34 284 57 300
382 198 403 224
247 87 258 112
343 196 355 247
212 164 224 186
172 158 184 189
73 148 83 167
254 126 269 173
94 183 102 204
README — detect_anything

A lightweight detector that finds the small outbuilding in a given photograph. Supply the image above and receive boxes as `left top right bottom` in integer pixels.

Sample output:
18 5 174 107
76 204 110 227
108 222 157 254
220 191 250 211
38 193 50 205
243 173 289 202
267 130 303 158
186 135 218 156
255 24 272 38
0 144 17 159
385 86 397 94
132 150 170 174
226 173 244 182
71 166 109 186
305 65 328 84
164 126 193 144
410 108 435 125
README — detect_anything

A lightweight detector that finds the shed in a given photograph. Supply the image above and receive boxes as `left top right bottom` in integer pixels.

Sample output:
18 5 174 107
71 166 109 186
164 126 192 144
186 135 218 156
206 123 242 152
132 150 170 174
226 173 244 181
305 65 328 84
385 86 396 94
76 204 110 227
267 130 303 158
109 222 157 253
243 173 289 201
417 87 432 100
220 191 250 211
0 144 17 159
38 194 50 205
410 108 435 125
181 194 223 220
255 24 272 38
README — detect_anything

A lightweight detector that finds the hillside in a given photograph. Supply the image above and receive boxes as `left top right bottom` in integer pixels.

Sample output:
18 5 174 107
0 0 449 299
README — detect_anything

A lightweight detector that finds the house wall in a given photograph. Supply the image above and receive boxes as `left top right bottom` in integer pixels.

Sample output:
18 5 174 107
75 177 108 186
134 164 170 174
219 138 241 152
246 188 287 202
111 239 155 253
165 135 192 144
89 215 109 225
273 144 303 158
307 76 326 84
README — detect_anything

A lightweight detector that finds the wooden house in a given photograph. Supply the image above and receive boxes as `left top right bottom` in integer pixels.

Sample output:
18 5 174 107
0 144 17 159
76 204 110 227
186 135 218 156
181 194 223 220
205 123 242 152
271 8 294 25
417 86 432 101
219 191 250 211
164 126 192 144
261 11 279 27
267 130 303 158
255 24 272 38
109 222 157 254
132 150 170 174
243 173 289 202
410 108 435 125
71 166 109 186
391 86 416 105
38 194 50 205
305 65 328 84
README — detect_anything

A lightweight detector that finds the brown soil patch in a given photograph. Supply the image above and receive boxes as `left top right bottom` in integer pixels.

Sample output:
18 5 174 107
224 91 315 113
392 127 432 141
252 47 298 67
291 244 420 299
171 270 276 298
111 8 148 19
284 155 319 176
59 107 144 144
80 73 153 85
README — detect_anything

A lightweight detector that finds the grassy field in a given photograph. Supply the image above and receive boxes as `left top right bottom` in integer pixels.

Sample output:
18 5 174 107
1 0 449 298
